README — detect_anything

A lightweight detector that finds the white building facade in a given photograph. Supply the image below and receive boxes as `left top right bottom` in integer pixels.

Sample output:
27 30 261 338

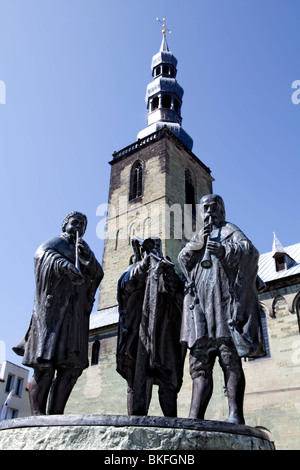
0 361 31 420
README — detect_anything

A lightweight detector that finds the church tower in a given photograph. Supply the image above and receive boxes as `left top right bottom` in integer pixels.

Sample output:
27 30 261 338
97 31 214 315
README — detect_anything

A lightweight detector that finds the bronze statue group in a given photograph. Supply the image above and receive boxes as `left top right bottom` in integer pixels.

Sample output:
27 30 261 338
13 195 266 425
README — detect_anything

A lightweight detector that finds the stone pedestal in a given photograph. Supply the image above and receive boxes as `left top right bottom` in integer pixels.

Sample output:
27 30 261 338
0 414 275 450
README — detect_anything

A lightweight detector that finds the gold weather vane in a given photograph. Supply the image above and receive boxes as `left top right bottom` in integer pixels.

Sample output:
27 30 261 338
156 17 172 35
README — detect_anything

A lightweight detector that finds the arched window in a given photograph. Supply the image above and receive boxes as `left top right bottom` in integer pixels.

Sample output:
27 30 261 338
185 169 196 220
260 309 271 358
294 293 300 333
91 340 100 365
128 221 137 245
273 295 288 318
129 161 143 201
114 229 120 251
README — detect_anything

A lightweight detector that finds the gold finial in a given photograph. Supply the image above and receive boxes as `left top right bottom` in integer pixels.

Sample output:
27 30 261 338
156 17 172 35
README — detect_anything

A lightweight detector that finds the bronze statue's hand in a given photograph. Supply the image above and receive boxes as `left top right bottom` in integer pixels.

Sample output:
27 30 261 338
207 241 225 260
77 238 91 261
67 264 84 285
203 225 211 240
163 264 175 275
142 252 151 263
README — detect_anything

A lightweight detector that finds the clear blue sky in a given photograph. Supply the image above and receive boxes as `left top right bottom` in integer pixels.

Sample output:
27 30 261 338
0 0 299 367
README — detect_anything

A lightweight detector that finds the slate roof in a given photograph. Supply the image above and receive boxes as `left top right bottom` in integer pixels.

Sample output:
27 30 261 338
89 306 119 330
258 241 300 283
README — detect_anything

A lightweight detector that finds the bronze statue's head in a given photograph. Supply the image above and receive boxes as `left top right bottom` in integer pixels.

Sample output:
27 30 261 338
131 236 163 262
62 211 87 237
200 194 226 228
150 238 163 258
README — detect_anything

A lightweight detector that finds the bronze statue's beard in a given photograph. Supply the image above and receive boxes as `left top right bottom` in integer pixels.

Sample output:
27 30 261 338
61 230 79 244
204 215 222 228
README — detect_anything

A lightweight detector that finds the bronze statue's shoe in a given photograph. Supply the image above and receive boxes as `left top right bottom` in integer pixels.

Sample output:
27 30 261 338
225 415 245 425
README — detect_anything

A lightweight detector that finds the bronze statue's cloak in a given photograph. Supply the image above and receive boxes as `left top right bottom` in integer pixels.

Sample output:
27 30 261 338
14 234 103 369
178 221 266 358
116 255 185 393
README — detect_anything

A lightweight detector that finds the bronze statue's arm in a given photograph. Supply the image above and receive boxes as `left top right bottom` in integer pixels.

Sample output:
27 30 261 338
121 254 151 293
47 249 84 285
178 230 205 280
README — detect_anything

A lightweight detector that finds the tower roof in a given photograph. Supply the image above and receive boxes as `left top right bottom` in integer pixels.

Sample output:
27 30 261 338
151 35 178 70
160 33 169 52
137 30 193 150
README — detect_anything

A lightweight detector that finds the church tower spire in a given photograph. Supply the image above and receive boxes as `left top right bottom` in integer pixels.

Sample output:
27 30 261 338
137 26 193 150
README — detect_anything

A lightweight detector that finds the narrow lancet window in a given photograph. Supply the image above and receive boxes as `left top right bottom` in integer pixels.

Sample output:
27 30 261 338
91 340 100 365
129 161 143 201
185 169 196 220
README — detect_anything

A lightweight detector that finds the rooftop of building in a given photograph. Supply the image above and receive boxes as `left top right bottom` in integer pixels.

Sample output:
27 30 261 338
89 306 119 330
258 238 300 284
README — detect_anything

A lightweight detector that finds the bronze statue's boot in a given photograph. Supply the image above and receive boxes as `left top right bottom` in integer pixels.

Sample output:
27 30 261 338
29 367 55 415
224 374 245 425
158 388 177 417
131 376 152 416
188 373 213 419
47 368 82 414
225 402 245 425
126 387 134 415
